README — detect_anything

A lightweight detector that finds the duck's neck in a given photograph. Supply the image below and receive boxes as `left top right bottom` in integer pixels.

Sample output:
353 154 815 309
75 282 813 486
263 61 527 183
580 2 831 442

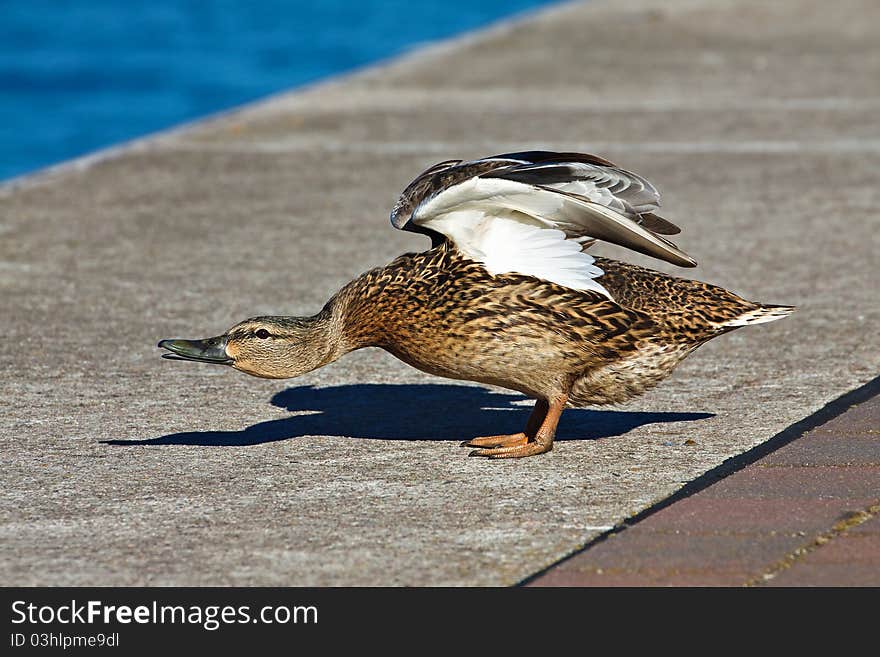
282 310 344 373
319 267 396 360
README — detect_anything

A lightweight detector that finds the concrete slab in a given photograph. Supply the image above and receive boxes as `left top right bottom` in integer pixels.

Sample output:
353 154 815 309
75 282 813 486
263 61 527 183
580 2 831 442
2 0 879 585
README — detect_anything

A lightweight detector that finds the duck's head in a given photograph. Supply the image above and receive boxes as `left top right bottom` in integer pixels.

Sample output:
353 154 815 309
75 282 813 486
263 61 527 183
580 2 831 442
159 315 333 379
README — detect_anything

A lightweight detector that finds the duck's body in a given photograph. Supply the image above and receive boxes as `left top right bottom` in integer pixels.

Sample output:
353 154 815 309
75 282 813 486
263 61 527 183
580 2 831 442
160 151 794 458
325 241 789 407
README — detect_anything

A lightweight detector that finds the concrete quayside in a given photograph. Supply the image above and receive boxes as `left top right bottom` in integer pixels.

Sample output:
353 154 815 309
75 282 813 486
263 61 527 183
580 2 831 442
1 0 878 585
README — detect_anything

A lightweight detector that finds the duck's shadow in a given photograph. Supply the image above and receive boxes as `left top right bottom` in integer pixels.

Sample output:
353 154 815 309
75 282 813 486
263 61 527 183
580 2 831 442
106 383 713 447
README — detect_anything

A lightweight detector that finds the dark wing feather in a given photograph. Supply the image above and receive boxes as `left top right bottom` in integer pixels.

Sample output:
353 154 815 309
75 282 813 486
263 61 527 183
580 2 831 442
483 153 684 236
390 156 524 232
638 212 681 235
491 150 617 167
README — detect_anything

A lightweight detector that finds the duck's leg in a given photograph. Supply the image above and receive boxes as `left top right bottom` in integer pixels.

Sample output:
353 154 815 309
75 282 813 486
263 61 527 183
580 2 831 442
469 396 566 459
461 399 549 449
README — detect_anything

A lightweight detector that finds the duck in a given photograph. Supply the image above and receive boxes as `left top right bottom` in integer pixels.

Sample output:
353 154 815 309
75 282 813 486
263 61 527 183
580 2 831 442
159 151 794 459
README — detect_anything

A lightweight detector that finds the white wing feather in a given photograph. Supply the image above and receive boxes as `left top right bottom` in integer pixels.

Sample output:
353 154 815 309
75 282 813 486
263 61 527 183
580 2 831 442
422 203 611 298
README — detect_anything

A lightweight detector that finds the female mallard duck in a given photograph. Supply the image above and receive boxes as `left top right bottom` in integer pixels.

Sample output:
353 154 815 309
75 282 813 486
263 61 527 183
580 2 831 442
160 151 794 459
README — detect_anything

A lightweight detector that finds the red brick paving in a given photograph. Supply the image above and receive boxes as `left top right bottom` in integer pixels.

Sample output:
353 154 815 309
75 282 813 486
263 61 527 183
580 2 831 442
851 514 880 535
527 386 880 587
636 497 875 533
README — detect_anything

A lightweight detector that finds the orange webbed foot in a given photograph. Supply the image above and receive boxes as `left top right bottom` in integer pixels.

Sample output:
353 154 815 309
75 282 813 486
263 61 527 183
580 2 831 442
468 439 553 459
465 395 567 460
460 432 528 449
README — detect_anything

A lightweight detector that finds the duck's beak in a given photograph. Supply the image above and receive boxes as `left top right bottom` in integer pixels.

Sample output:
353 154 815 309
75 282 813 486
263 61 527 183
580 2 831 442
158 336 233 365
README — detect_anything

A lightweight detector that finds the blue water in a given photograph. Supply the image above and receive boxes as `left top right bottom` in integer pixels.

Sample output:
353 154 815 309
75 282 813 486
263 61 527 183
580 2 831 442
0 0 558 181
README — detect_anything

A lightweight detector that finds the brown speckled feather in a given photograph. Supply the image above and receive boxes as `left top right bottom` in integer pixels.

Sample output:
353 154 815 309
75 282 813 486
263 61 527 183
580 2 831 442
593 257 762 342
322 240 789 408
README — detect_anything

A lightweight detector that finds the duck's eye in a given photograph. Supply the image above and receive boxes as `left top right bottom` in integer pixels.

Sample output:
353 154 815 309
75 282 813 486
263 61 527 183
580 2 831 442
255 329 271 339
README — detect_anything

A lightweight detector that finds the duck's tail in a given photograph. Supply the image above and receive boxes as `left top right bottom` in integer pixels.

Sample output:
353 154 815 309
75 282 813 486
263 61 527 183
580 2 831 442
719 303 796 328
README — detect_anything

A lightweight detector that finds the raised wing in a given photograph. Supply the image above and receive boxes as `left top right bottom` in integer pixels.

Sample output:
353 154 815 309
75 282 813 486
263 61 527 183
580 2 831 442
390 151 696 297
